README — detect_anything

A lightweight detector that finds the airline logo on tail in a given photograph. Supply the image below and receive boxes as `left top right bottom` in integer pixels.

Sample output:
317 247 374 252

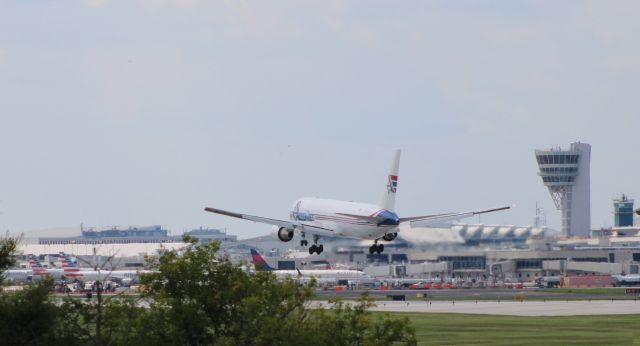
59 253 82 276
387 175 398 193
28 255 47 275
250 249 273 271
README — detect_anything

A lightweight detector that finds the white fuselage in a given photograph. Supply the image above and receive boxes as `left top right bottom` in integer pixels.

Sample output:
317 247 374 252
61 269 150 282
289 197 399 240
272 269 373 284
2 270 33 283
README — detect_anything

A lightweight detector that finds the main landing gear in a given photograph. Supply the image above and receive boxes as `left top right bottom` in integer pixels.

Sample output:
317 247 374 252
369 241 384 255
309 244 323 255
300 233 324 255
305 234 323 255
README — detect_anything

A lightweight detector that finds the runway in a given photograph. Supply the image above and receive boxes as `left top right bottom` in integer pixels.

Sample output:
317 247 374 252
317 288 637 300
311 300 640 316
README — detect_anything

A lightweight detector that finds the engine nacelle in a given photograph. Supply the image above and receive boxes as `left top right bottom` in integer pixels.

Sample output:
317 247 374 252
277 227 294 242
382 233 397 242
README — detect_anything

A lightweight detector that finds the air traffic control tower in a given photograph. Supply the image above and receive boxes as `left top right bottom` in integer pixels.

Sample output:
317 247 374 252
535 142 591 237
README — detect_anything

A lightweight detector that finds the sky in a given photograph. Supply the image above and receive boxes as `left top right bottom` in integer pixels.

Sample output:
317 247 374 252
0 0 639 238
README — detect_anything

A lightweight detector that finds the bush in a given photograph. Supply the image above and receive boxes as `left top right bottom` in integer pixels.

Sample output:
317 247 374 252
0 236 416 345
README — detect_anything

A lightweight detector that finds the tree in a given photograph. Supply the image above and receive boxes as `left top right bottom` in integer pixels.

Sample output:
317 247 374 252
137 236 416 345
137 236 313 345
54 294 146 346
1 234 416 345
0 236 64 344
0 235 18 286
307 295 416 346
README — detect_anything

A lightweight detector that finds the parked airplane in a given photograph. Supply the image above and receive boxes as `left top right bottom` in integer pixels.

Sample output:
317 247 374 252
206 150 509 255
58 252 150 284
1 269 32 283
29 255 65 279
2 255 64 282
250 249 371 283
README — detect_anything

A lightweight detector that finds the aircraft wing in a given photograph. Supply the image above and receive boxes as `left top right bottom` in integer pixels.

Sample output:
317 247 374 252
204 207 336 237
204 207 295 229
399 206 510 227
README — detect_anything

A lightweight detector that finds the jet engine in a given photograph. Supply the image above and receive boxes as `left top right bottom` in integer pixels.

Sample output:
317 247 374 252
277 227 294 242
382 233 397 242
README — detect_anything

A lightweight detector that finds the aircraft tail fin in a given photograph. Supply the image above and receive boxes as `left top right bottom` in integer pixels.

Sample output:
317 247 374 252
28 255 47 274
59 252 80 272
379 149 401 211
59 252 75 267
28 255 43 268
250 249 274 271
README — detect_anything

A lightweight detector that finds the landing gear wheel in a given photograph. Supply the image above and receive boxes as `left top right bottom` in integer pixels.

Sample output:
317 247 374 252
317 244 324 254
369 245 376 255
309 245 317 255
377 244 384 253
300 240 308 247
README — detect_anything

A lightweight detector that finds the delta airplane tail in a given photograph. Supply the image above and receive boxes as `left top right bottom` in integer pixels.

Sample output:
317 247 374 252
379 149 401 211
250 249 274 271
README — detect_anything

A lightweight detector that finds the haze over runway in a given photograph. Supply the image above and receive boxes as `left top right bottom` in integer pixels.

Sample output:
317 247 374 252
1 1 639 238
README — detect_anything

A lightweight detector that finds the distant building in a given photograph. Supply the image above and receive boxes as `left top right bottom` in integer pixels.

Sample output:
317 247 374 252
81 225 168 238
38 225 236 245
535 142 591 237
184 227 238 243
614 194 634 227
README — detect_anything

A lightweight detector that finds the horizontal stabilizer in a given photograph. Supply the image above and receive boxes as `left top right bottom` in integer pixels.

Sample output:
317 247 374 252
336 213 384 224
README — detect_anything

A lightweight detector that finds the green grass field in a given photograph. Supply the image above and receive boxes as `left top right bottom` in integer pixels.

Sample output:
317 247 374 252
387 312 640 345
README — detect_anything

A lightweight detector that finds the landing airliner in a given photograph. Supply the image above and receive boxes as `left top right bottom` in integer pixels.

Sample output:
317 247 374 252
205 150 509 255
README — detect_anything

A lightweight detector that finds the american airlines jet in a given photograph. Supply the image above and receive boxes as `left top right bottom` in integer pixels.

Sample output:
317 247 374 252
205 150 509 255
58 252 151 284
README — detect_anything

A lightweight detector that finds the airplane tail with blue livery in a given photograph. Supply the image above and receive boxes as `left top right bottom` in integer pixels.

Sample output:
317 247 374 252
250 249 274 271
